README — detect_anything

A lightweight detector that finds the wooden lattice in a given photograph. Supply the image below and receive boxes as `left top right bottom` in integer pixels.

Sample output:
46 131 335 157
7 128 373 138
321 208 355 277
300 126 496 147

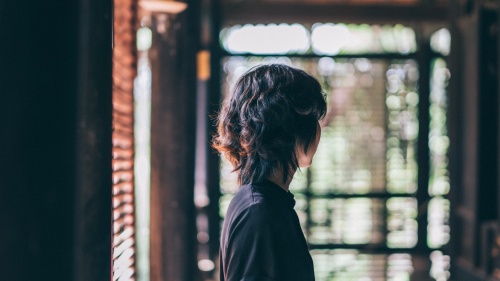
112 0 138 280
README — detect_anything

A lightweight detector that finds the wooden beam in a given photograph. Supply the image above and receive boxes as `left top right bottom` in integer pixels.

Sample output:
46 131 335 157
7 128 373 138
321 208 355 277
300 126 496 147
222 2 448 25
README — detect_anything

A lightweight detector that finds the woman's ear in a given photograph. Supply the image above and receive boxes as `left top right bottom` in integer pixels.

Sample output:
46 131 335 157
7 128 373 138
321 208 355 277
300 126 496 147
296 122 321 168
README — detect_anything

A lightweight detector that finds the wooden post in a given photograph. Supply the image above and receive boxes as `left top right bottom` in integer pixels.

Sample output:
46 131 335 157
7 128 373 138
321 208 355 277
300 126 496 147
149 7 199 281
74 0 114 279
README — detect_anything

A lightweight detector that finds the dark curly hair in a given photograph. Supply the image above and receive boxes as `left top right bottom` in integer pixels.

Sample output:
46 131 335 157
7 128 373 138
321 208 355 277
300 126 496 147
213 64 327 185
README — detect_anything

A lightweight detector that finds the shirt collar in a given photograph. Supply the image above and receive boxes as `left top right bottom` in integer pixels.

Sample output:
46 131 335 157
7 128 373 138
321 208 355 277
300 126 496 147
254 179 296 209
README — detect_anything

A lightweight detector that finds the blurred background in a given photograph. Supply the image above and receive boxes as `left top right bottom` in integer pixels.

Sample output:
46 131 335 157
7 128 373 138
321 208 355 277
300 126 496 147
0 0 498 280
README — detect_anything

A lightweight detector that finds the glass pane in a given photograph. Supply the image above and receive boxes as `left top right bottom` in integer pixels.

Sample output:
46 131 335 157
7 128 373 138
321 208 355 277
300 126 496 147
221 24 310 55
430 250 451 280
428 29 451 280
428 58 450 197
430 28 451 56
311 24 416 55
310 58 387 195
309 198 385 245
427 57 451 251
312 249 414 281
427 197 450 248
221 24 417 55
386 197 418 248
385 62 419 194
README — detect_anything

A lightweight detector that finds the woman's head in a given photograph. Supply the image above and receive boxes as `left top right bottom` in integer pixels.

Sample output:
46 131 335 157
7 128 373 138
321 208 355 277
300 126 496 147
213 64 327 184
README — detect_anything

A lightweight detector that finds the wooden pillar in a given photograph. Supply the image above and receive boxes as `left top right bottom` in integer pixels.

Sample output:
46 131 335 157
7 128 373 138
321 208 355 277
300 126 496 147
450 0 480 272
74 0 114 280
450 0 500 279
149 5 199 281
0 0 113 280
447 0 464 274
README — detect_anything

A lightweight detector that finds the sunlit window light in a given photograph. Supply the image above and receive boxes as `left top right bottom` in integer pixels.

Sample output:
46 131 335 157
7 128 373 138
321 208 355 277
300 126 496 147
137 27 152 51
388 253 414 281
430 28 451 56
310 23 417 55
430 251 451 281
198 259 215 272
221 23 417 55
385 62 419 194
311 23 353 55
387 198 418 248
427 28 452 280
311 250 414 280
429 58 451 197
427 197 451 248
133 27 153 281
222 24 310 54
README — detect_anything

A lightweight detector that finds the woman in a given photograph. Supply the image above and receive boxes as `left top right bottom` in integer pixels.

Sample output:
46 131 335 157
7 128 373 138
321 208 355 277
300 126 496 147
214 64 327 281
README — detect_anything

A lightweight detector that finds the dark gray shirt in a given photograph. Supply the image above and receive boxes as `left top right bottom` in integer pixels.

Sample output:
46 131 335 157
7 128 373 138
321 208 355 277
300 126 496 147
219 180 315 281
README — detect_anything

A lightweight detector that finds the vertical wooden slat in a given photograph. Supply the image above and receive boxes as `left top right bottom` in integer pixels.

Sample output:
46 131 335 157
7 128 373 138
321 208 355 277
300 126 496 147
458 0 480 266
447 0 462 273
207 0 223 269
416 30 432 255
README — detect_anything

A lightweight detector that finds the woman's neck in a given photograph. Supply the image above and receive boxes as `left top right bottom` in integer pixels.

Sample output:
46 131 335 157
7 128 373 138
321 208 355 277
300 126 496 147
267 168 295 192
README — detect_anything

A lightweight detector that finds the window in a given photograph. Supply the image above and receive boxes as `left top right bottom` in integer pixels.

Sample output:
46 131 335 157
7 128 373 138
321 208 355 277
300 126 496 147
216 23 451 281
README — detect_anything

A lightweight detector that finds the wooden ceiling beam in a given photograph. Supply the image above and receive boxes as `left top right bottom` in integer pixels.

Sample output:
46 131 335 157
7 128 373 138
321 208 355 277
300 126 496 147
222 2 448 25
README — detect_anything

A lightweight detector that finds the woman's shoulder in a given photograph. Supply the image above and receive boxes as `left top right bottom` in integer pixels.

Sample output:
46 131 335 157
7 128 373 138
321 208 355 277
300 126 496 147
231 183 272 208
225 184 274 220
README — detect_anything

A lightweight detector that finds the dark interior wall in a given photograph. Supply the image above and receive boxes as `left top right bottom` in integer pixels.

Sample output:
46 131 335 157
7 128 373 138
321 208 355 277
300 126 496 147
0 1 78 279
449 0 500 279
0 0 112 280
